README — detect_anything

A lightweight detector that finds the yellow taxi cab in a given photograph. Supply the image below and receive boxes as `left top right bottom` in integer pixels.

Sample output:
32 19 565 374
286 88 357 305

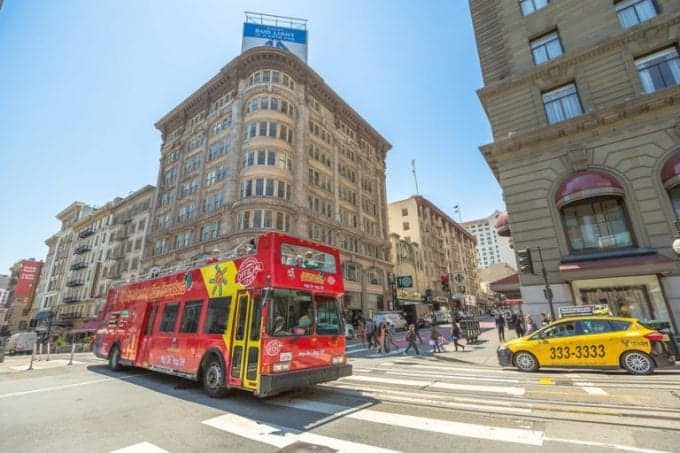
497 315 676 375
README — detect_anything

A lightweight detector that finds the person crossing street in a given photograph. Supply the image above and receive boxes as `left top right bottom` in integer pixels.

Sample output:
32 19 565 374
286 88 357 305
495 312 506 342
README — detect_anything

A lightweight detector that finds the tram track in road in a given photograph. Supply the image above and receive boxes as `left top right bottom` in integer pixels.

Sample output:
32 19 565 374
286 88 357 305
317 381 680 431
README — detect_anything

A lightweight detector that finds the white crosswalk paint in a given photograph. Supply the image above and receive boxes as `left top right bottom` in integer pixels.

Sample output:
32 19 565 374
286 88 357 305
202 413 398 452
543 436 670 453
575 383 608 395
110 442 170 453
267 398 543 446
341 374 525 395
353 368 522 384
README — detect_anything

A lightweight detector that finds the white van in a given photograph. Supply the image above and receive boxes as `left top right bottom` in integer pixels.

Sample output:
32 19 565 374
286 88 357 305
6 332 37 355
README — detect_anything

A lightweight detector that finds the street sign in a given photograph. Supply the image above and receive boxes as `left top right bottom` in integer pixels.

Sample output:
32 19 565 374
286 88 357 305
396 275 413 288
454 272 464 284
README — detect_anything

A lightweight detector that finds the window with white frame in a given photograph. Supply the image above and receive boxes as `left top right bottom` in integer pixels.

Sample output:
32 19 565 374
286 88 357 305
243 149 291 170
153 239 168 256
542 83 583 124
211 115 232 136
520 0 549 16
530 31 563 65
237 209 290 231
616 0 657 29
200 222 220 242
175 231 191 249
635 47 680 93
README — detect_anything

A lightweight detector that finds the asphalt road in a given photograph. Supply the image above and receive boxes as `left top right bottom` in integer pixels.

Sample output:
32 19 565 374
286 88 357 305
1 350 679 453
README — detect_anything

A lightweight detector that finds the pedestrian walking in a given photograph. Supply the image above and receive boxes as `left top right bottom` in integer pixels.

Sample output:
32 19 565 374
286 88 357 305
376 322 386 353
495 312 506 342
385 324 399 352
403 324 420 355
365 318 376 350
451 322 465 351
526 315 538 333
430 325 443 353
513 312 525 337
540 312 549 327
358 319 367 348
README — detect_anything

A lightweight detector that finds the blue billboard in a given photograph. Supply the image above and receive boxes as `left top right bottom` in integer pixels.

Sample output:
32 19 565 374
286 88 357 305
242 23 308 62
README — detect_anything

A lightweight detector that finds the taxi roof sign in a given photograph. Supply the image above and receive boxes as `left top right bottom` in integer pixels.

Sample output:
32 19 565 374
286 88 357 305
559 304 610 318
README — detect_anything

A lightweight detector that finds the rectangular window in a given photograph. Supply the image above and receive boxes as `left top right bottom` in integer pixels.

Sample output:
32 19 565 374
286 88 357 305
635 47 680 93
159 303 179 333
401 208 408 216
265 179 275 196
204 297 231 334
542 83 583 124
179 300 203 333
403 222 410 231
520 0 548 16
530 31 563 65
255 178 264 196
616 0 657 29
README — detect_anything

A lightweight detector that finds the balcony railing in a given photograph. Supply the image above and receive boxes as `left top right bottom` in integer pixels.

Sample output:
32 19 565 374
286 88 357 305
74 245 92 255
63 295 79 303
65 279 84 287
70 261 87 271
78 228 95 239
61 312 81 319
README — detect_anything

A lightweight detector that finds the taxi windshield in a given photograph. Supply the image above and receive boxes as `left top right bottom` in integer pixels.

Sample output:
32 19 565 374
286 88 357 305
280 243 337 273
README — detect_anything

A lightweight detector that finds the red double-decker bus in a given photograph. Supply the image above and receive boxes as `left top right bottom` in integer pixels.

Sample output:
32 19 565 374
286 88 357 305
94 233 351 397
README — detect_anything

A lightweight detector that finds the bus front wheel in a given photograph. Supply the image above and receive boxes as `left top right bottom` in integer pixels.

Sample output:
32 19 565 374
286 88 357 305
108 345 122 371
203 356 229 398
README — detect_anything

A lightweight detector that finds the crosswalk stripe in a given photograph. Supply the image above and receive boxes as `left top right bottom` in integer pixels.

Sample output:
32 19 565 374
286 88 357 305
340 374 525 396
267 398 542 446
110 442 170 453
202 413 398 452
574 383 608 395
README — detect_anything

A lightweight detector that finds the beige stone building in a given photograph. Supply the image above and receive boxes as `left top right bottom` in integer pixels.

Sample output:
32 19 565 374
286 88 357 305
388 196 480 312
34 186 154 338
145 47 392 317
470 0 680 339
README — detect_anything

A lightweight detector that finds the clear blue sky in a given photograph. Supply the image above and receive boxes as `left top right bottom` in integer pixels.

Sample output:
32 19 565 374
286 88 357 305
0 0 502 275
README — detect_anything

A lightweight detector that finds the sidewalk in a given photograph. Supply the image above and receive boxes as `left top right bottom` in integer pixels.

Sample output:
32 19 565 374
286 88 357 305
0 352 101 374
428 324 520 367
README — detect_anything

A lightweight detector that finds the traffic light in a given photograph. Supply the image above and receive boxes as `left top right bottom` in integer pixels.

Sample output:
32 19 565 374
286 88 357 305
440 274 450 291
517 248 534 274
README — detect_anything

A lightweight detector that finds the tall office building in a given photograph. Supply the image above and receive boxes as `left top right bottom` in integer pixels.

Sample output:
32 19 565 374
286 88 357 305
145 46 392 316
462 210 516 269
470 0 680 340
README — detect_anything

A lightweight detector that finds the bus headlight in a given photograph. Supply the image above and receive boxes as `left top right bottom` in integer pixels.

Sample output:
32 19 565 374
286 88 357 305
331 355 346 365
273 361 290 372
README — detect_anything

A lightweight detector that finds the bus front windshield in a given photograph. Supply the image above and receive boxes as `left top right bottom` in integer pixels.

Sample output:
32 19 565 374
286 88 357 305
266 290 343 337
267 289 314 336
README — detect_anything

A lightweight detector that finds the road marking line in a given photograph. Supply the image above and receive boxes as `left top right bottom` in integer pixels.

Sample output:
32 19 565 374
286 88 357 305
371 369 522 384
574 382 608 395
267 397 542 445
110 442 170 453
202 413 398 452
544 436 670 453
0 374 143 399
539 377 554 385
340 374 525 395
346 348 369 354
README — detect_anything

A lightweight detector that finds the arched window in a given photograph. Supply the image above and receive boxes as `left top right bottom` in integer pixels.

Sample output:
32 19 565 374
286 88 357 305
661 154 680 221
556 171 634 253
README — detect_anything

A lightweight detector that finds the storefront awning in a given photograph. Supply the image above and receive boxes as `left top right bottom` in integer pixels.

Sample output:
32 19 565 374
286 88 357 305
559 253 673 279
501 298 523 305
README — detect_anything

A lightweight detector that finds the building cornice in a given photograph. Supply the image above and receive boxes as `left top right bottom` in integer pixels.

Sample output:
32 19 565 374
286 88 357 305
481 86 680 178
155 47 391 152
477 12 680 102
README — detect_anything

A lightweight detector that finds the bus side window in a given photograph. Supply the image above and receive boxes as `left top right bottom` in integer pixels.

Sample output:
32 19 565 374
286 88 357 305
159 303 179 333
204 297 231 334
179 300 203 334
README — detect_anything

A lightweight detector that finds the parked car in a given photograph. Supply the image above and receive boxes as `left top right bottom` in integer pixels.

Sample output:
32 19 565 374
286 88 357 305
5 332 37 355
373 312 408 331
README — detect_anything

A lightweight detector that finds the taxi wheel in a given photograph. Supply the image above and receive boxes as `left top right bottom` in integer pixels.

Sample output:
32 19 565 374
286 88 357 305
621 350 655 375
514 351 539 372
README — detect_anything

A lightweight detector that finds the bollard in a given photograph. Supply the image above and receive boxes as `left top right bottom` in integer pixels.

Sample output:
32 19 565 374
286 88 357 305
28 342 36 371
46 342 50 361
68 342 75 366
38 342 43 361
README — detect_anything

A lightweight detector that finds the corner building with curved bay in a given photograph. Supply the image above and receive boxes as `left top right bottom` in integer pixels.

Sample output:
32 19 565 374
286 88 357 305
145 47 392 317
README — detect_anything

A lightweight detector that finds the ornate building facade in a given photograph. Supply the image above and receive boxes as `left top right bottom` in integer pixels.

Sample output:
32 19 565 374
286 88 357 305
145 47 392 317
470 0 680 339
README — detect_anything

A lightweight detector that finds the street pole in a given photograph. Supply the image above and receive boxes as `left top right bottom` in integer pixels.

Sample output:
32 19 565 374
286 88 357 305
411 160 419 195
535 247 556 321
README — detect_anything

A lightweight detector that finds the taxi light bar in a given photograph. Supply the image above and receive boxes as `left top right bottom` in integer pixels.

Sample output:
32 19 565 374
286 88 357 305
644 332 665 342
331 355 345 365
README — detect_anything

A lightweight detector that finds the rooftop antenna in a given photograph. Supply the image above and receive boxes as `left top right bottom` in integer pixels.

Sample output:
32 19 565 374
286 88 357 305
411 159 419 195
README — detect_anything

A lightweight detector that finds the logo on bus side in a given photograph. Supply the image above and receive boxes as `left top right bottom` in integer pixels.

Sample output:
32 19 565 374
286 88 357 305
264 340 282 356
236 257 263 286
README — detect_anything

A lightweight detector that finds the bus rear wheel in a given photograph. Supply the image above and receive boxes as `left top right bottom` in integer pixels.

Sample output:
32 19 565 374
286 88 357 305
203 356 229 398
